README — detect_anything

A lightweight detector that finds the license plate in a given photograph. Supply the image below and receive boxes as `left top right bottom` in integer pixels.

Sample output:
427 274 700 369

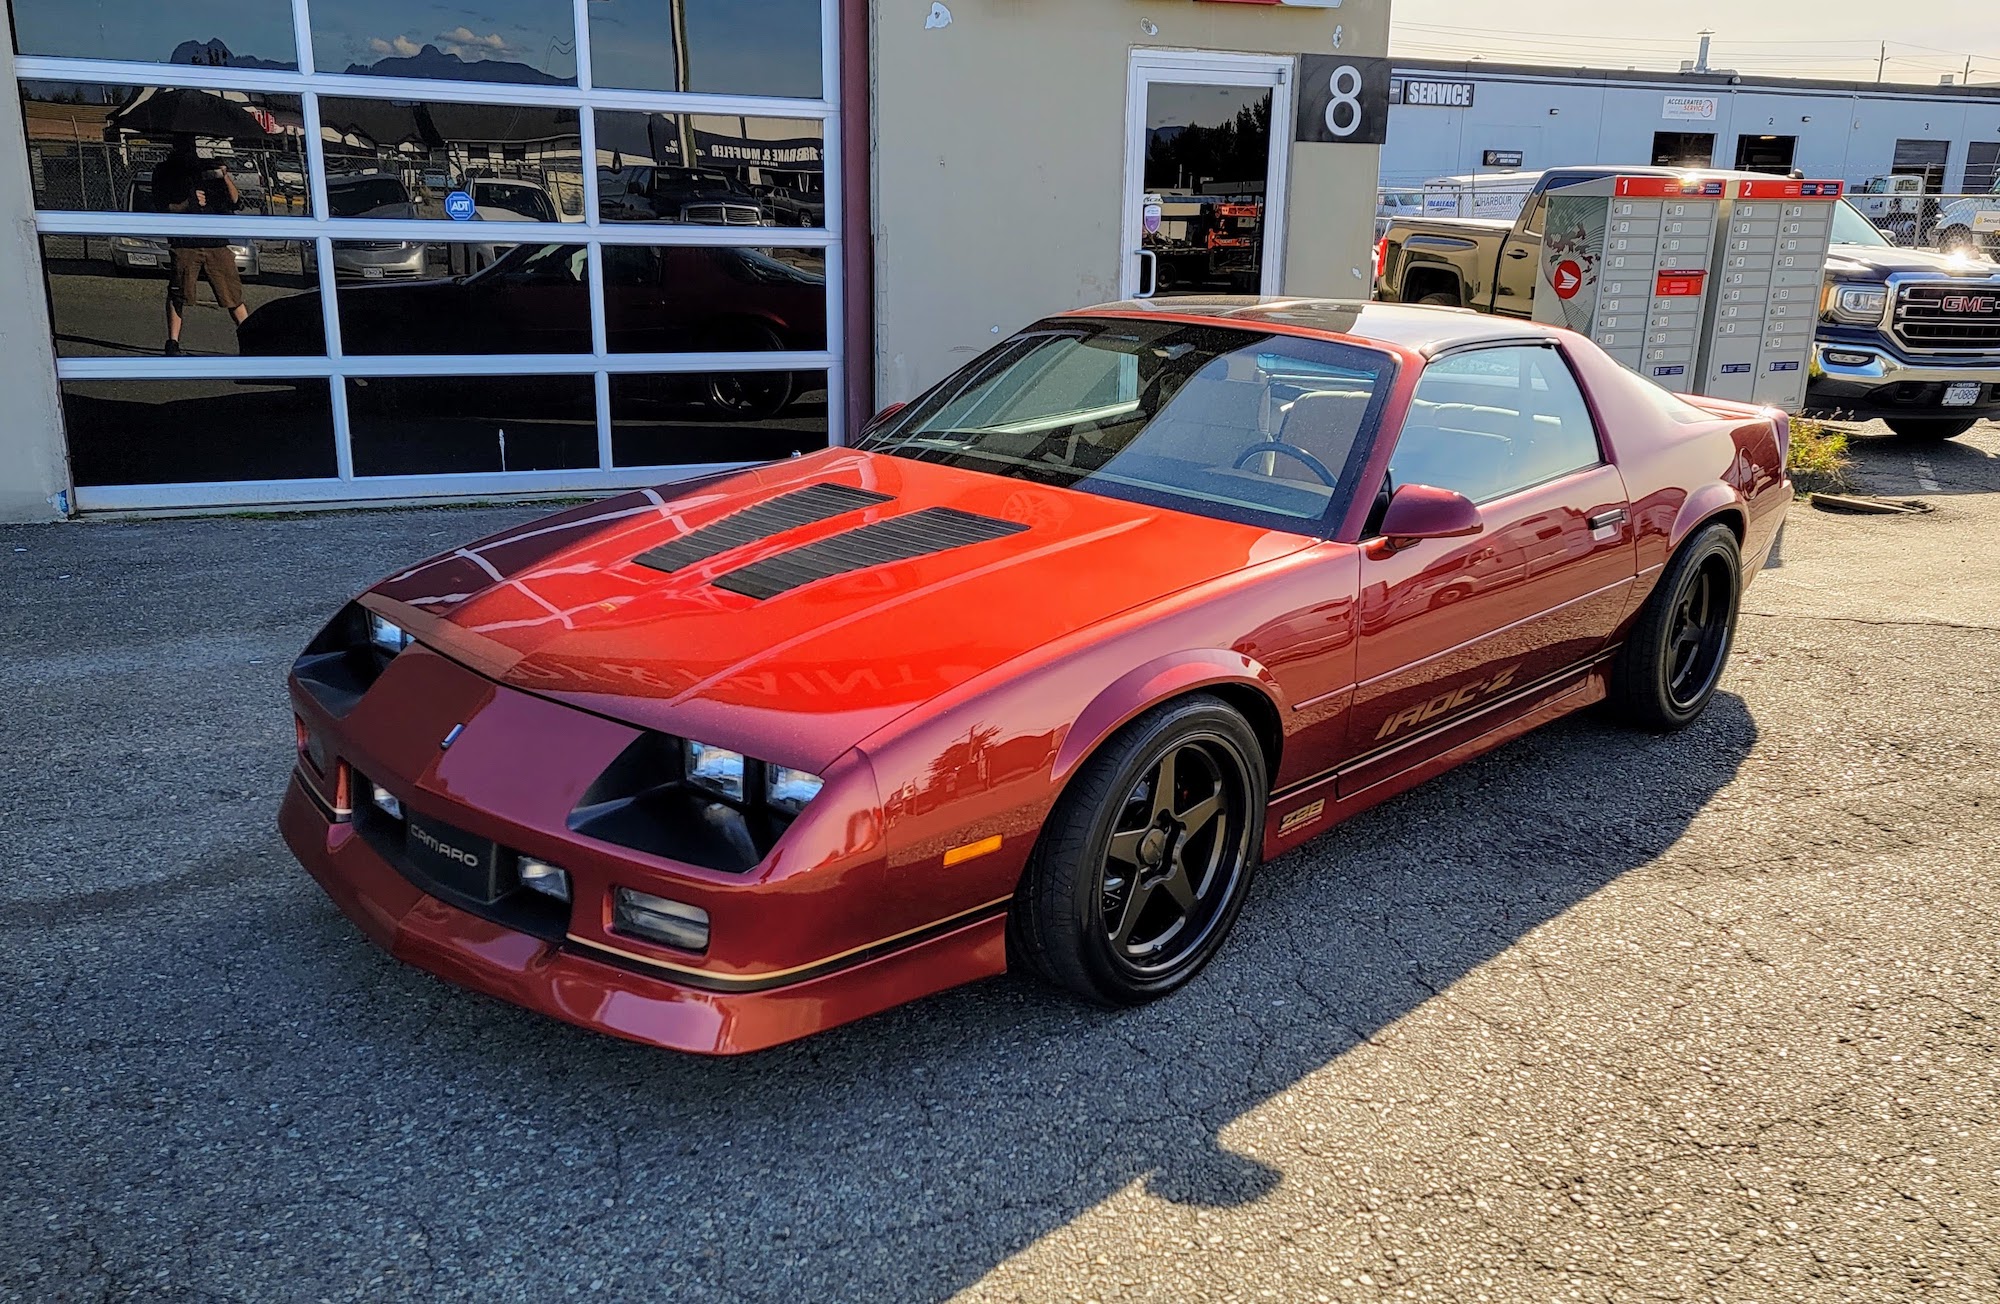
405 815 505 902
128 253 160 267
1943 382 1982 407
362 265 385 279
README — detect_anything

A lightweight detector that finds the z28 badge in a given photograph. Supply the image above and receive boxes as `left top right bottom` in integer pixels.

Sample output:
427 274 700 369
1374 665 1522 741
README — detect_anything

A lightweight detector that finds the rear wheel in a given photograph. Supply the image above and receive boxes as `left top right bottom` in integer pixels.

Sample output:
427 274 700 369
1011 695 1266 1006
1938 226 1979 258
1886 417 1977 441
1608 523 1741 732
1416 291 1460 307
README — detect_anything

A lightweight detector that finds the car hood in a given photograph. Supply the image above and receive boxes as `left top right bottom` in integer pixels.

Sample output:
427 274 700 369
1827 243 2000 277
368 449 1313 771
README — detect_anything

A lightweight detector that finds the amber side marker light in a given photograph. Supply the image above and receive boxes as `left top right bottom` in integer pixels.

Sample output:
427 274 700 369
943 835 1003 868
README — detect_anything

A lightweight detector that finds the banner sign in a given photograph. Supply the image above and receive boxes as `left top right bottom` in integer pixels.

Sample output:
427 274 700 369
1392 79 1475 108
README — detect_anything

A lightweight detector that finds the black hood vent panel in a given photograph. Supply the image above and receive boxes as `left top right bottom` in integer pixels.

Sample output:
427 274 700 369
713 508 1029 600
634 483 893 575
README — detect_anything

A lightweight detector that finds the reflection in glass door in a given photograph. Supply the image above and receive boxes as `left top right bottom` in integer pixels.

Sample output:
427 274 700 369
1123 53 1293 301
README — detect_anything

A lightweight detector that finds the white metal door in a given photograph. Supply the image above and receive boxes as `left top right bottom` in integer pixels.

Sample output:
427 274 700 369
1120 50 1295 301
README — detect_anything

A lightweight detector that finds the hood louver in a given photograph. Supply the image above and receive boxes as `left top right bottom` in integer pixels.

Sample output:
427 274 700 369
714 508 1029 600
633 482 893 575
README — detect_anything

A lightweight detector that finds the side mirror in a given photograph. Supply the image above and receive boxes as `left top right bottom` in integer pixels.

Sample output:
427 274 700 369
1374 483 1483 553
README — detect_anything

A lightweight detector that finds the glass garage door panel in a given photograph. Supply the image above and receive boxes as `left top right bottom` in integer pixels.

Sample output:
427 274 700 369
328 242 592 356
42 236 325 359
602 246 826 354
317 99 584 223
347 375 598 477
589 0 823 99
596 111 826 228
309 0 578 86
11 0 299 68
61 378 337 486
19 83 313 217
611 371 830 468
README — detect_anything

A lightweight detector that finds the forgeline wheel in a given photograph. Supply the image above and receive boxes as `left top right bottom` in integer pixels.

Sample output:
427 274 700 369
1608 522 1741 732
1886 417 1977 441
1011 695 1267 1006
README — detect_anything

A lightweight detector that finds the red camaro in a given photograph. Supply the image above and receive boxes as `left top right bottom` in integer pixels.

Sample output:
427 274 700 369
281 300 1790 1055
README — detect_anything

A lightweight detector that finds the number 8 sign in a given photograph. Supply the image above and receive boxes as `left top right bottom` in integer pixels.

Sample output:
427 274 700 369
1295 54 1390 146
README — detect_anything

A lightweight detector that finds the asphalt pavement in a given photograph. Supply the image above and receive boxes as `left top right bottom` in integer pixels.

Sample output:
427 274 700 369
5 422 1999 1302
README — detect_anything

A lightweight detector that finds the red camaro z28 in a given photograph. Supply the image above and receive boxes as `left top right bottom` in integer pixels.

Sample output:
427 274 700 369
282 300 1790 1054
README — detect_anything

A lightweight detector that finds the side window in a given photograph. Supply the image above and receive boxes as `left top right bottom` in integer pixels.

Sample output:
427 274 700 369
1389 345 1601 504
1519 192 1548 237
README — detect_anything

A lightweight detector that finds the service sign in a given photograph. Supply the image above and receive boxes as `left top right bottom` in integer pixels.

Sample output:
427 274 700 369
1664 95 1720 121
1296 55 1392 146
1392 79 1476 108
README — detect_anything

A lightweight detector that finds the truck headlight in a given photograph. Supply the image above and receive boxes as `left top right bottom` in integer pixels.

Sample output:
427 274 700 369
1825 284 1888 323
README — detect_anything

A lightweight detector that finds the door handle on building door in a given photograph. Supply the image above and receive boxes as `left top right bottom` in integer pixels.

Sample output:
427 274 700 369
1134 250 1159 299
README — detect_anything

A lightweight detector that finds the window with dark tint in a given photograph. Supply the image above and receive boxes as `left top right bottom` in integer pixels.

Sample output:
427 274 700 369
612 371 831 467
589 0 823 99
1966 142 2000 196
602 246 826 354
1892 139 1951 193
329 242 591 355
862 318 1395 533
346 374 596 476
12 0 299 68
311 0 577 85
1391 346 1602 504
61 378 337 486
19 83 311 215
43 235 324 358
596 111 825 227
318 99 582 221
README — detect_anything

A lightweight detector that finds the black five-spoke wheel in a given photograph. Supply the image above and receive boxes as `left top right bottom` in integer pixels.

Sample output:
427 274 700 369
1609 521 1741 731
1012 695 1266 1005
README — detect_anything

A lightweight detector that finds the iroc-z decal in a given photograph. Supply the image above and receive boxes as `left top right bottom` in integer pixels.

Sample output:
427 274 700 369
1374 665 1522 742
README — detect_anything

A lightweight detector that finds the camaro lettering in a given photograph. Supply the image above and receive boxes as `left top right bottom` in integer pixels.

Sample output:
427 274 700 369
411 825 481 868
1374 665 1521 741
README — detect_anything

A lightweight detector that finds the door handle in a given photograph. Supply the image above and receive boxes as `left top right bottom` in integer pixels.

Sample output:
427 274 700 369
1587 508 1628 530
1134 249 1159 299
1505 247 1531 260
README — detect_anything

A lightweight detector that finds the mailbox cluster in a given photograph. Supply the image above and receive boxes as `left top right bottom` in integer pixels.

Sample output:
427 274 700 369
1532 175 1844 411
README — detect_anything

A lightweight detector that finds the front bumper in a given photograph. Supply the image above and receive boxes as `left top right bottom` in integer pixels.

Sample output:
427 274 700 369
280 774 1006 1054
1807 336 2000 421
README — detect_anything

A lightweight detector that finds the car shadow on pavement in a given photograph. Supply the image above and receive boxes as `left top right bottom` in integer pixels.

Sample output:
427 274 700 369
1837 423 2000 498
283 692 1756 1300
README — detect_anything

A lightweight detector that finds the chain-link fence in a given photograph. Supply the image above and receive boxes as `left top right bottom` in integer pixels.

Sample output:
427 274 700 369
1850 193 2000 258
28 140 313 217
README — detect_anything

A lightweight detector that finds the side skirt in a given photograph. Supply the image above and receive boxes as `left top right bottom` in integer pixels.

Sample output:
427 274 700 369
1259 657 1613 861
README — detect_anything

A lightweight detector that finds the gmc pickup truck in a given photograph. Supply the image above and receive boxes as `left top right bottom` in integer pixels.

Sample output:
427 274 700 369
1376 165 2000 441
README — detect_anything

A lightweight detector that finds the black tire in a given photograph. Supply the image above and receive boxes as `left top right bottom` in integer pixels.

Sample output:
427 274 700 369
1886 417 1977 441
1938 227 1979 258
1608 523 1742 732
1011 695 1267 1006
705 321 794 420
1416 291 1460 307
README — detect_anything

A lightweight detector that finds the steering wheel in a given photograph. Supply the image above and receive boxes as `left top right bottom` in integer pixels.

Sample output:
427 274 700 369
1232 440 1338 487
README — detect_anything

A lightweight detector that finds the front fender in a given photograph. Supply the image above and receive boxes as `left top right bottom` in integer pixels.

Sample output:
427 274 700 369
1051 650 1287 786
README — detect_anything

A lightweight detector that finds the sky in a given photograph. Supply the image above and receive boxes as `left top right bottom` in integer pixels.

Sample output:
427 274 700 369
1390 0 2000 87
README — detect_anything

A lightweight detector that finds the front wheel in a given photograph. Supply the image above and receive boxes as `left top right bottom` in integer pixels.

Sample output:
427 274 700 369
1608 523 1741 732
1886 417 1977 441
1416 291 1460 307
1938 227 1979 258
1011 695 1266 1006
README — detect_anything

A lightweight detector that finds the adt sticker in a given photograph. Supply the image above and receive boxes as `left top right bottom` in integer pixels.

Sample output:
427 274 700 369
445 191 476 221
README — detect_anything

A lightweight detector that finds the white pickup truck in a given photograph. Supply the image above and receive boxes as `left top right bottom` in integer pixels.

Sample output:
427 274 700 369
1936 180 2000 259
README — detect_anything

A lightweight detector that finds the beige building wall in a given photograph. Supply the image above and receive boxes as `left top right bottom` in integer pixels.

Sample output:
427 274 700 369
0 36 71 522
870 0 1390 407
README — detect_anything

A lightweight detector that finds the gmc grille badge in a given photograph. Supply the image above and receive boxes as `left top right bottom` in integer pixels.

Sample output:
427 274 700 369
441 723 465 750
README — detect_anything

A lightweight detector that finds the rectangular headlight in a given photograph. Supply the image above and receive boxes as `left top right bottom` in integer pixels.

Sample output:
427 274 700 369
365 611 414 656
519 857 572 903
765 765 824 817
685 740 745 801
1829 285 1887 322
612 888 709 953
369 782 403 821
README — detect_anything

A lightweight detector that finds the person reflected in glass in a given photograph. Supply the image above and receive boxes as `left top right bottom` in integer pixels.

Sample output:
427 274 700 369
152 134 249 356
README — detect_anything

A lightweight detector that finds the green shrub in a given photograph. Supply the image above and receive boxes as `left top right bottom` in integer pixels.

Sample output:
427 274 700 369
1788 418 1850 496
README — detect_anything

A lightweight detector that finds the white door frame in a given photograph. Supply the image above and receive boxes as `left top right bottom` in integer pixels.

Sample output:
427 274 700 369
1120 49 1296 301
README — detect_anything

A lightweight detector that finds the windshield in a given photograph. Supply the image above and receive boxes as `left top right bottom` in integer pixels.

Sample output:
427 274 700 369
1831 200 1892 247
861 319 1396 533
475 183 556 221
328 176 409 217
